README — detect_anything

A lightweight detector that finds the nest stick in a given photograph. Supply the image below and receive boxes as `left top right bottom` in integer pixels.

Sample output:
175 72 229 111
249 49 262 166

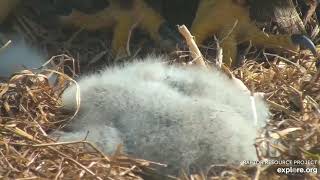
178 25 207 68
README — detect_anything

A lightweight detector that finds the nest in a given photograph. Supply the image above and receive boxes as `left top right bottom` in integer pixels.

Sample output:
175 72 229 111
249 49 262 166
1 48 320 180
1 4 320 180
0 55 178 179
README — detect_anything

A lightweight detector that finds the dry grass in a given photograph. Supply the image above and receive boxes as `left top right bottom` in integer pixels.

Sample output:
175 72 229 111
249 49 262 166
1 3 320 180
1 48 319 180
0 55 177 180
179 50 320 180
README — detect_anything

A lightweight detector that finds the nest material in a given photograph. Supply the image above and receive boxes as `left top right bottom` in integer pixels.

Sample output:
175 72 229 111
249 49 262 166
0 50 320 180
0 55 174 180
1 3 320 180
231 51 320 180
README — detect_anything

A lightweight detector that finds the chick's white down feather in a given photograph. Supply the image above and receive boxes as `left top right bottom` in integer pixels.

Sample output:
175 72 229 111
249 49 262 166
57 56 269 174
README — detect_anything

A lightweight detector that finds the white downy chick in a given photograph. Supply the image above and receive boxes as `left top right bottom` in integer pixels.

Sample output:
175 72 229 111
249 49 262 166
57 56 269 174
